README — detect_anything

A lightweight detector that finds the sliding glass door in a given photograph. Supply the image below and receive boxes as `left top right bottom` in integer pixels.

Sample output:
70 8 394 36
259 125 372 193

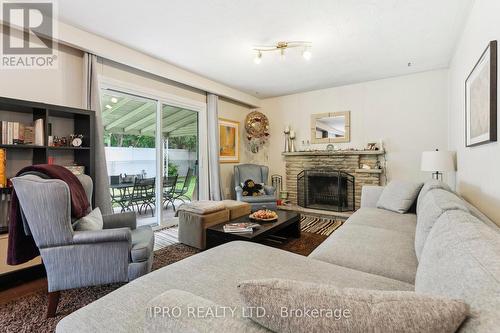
101 87 202 228
161 105 199 223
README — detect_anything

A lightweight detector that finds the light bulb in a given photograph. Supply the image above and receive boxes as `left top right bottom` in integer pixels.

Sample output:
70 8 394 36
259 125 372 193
254 51 262 64
302 48 312 60
110 97 118 103
105 104 112 109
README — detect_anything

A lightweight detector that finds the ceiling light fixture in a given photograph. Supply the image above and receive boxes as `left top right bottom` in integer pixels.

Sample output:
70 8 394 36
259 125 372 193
302 46 312 60
105 104 112 109
110 97 118 103
254 51 262 64
253 41 312 64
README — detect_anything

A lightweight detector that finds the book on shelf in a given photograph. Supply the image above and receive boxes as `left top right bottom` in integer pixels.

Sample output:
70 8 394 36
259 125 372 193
0 121 6 144
34 119 44 146
0 120 43 145
0 149 6 188
223 222 260 234
24 126 34 144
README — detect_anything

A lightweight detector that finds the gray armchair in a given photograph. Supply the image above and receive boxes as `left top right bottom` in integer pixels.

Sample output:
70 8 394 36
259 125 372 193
234 164 277 211
11 174 154 317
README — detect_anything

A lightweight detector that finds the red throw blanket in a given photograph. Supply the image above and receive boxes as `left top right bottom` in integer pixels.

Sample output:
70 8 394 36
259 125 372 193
7 164 90 265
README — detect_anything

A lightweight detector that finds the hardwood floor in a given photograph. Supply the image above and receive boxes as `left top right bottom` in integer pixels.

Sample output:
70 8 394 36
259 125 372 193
0 277 47 305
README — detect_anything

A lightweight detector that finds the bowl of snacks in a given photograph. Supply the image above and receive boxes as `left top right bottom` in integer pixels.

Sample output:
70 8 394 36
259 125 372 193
249 209 278 222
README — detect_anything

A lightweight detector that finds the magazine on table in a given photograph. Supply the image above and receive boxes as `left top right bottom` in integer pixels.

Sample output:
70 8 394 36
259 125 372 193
223 222 260 233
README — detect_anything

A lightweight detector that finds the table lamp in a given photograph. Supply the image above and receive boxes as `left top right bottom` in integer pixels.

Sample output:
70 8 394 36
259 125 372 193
421 149 455 180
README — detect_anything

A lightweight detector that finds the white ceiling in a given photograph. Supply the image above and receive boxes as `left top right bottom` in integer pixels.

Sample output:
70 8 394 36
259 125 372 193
58 0 473 98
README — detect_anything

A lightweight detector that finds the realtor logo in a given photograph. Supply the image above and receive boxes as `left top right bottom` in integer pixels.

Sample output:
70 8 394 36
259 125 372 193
1 1 58 68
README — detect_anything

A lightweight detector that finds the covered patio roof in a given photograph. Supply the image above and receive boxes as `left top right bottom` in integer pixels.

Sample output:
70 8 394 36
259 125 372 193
101 92 198 137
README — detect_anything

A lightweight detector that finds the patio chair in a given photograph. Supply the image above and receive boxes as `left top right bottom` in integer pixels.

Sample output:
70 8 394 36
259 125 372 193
162 175 178 211
171 168 194 205
128 177 156 217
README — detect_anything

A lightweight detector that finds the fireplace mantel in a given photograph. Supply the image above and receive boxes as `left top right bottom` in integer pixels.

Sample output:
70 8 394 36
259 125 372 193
282 150 385 156
283 150 384 210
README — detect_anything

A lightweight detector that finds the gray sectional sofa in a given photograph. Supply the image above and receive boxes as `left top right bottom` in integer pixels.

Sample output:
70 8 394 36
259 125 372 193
57 180 500 332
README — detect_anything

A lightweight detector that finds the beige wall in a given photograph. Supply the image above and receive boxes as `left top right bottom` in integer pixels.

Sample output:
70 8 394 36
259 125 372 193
218 99 268 199
448 0 500 226
0 41 84 108
261 69 449 187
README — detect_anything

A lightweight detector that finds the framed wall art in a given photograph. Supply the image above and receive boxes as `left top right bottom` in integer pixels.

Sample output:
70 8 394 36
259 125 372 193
219 118 240 163
465 40 497 147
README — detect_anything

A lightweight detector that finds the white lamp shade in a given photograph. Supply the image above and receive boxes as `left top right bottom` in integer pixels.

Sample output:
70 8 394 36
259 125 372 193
421 151 456 172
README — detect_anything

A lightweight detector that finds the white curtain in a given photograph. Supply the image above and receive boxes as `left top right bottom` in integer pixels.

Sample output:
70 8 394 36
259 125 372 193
207 94 223 200
83 53 113 214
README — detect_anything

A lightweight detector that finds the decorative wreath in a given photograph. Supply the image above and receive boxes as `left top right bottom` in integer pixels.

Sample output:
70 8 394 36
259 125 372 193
245 110 270 153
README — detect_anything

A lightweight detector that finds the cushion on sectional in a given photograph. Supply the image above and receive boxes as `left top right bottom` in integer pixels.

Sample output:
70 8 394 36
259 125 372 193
414 189 468 261
376 180 423 214
346 207 417 234
308 222 418 284
56 241 415 333
144 289 268 333
415 210 500 332
238 278 469 333
416 179 452 215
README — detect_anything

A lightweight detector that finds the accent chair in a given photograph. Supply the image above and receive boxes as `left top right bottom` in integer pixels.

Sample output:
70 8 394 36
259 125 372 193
11 174 154 318
234 164 277 211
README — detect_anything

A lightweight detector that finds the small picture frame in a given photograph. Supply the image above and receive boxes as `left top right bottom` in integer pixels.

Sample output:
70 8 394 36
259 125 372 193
465 40 497 147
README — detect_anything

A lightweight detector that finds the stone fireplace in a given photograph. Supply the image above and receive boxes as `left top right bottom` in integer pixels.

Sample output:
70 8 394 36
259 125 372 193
298 169 355 211
283 150 384 210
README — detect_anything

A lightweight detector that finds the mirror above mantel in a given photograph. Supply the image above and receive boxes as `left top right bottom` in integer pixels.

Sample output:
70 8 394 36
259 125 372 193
311 111 351 144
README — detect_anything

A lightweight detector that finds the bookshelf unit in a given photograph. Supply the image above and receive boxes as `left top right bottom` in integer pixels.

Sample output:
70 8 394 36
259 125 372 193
0 96 95 277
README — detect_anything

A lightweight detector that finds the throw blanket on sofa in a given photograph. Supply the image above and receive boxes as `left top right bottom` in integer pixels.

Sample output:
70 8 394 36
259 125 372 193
7 164 90 265
175 200 225 216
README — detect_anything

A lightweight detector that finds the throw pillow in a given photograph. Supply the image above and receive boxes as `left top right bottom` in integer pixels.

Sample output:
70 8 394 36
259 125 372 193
242 179 264 197
416 179 452 215
73 207 104 231
376 180 423 213
144 289 269 333
238 279 469 333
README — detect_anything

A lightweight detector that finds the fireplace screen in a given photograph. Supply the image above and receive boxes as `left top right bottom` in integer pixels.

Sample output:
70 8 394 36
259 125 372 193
297 169 355 212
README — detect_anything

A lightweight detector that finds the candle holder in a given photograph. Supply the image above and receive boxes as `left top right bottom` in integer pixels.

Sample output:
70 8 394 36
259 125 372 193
289 132 296 152
283 127 290 152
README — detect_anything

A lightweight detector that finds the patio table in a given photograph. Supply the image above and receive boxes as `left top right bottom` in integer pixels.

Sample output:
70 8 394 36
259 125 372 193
110 182 134 212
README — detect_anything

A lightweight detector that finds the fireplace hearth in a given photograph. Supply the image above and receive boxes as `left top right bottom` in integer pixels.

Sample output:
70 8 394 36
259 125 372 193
297 169 355 212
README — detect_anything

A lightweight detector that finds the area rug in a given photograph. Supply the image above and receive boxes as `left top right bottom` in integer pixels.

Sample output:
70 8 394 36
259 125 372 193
300 214 345 236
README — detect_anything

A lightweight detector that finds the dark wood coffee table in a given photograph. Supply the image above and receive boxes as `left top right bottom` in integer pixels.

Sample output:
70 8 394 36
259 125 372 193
205 210 301 249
